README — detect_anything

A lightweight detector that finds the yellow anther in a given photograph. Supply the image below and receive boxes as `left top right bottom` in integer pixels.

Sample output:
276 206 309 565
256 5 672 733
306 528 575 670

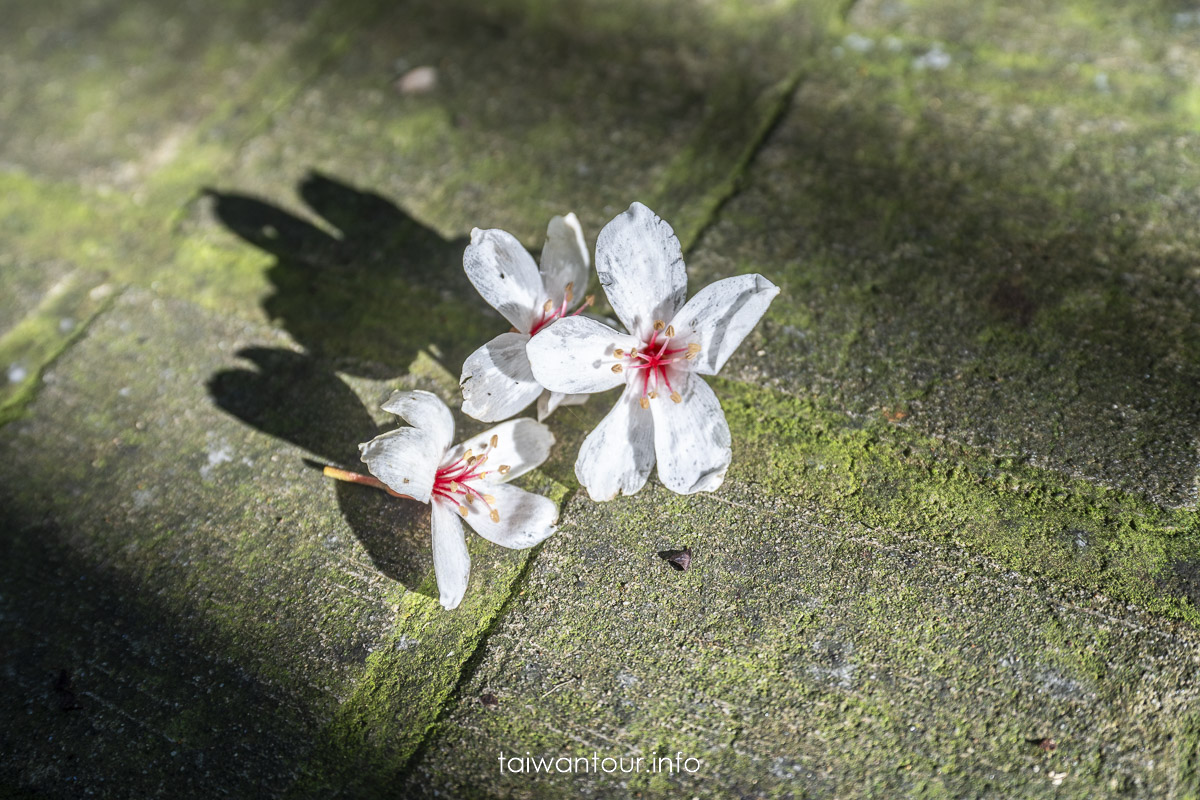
464 449 473 460
449 481 461 493
564 282 574 305
686 342 702 359
464 493 475 505
543 298 554 313
670 391 682 403
583 294 595 306
630 348 638 357
648 391 658 399
489 509 500 523
639 397 650 410
654 320 665 331
490 434 499 448
613 348 624 358
665 325 675 338
457 505 469 518
498 465 511 475
611 363 623 373
483 494 496 505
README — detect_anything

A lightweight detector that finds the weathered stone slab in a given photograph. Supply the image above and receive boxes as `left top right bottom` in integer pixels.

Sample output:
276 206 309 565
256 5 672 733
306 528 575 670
687 4 1200 505
220 0 836 247
0 270 115 423
402 436 1200 798
0 288 556 797
4 0 1200 797
0 258 71 340
0 0 331 193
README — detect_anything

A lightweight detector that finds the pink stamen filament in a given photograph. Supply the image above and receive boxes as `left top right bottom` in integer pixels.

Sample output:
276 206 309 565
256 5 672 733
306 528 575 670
623 327 690 399
431 451 496 507
528 288 592 336
325 448 499 510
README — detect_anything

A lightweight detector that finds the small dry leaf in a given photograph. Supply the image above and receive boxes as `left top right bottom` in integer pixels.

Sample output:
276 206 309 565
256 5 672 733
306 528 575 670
658 547 692 572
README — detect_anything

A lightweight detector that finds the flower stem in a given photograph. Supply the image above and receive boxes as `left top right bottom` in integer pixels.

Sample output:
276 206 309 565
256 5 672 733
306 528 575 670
323 466 413 499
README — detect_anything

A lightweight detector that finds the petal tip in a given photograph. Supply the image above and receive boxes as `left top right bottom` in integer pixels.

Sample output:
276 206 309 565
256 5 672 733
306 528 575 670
758 275 782 296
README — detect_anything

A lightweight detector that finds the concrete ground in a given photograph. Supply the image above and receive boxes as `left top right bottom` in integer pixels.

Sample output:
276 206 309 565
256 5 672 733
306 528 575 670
3 0 1200 797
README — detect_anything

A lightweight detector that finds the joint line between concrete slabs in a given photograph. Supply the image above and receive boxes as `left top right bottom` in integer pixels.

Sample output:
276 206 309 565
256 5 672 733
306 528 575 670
392 543 546 784
0 284 126 428
677 63 808 255
385 4 860 770
680 0 852 253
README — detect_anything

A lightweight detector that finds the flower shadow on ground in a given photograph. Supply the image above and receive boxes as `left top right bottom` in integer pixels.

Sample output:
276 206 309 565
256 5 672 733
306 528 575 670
205 172 493 595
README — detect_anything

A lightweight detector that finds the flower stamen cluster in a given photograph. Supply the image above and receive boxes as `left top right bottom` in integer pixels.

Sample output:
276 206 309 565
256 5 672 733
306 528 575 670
525 202 780 501
612 320 703 407
527 282 596 336
431 434 510 521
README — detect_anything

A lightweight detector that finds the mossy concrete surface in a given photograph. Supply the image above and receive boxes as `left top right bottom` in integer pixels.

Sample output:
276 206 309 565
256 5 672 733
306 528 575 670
692 0 1200 506
2 0 1200 797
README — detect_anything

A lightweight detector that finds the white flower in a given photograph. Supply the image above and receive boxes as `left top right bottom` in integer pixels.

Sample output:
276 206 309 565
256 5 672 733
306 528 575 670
358 390 558 610
459 213 594 422
525 202 779 501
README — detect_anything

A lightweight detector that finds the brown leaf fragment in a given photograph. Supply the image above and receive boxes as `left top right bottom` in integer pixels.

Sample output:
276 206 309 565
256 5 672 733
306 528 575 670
658 547 692 572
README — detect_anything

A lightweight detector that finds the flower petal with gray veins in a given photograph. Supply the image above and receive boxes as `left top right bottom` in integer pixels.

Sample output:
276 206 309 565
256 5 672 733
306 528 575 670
359 426 441 502
595 202 687 339
431 501 471 610
650 372 731 494
463 227 543 332
575 384 656 501
460 332 543 422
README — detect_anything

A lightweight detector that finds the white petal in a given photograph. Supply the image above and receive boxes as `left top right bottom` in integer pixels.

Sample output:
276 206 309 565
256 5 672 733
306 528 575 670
381 389 455 451
431 501 470 610
359 427 440 503
670 274 780 376
536 389 589 422
595 202 687 338
459 332 544 422
539 213 589 305
575 384 656 501
526 316 637 395
445 417 555 483
463 227 544 332
650 372 731 494
461 481 558 549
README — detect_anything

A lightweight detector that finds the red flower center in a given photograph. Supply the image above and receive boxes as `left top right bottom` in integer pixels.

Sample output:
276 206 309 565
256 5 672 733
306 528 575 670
430 436 510 522
615 322 701 407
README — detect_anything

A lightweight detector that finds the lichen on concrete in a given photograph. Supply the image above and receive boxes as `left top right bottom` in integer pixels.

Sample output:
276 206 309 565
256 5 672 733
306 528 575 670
4 0 1200 796
689 5 1200 505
